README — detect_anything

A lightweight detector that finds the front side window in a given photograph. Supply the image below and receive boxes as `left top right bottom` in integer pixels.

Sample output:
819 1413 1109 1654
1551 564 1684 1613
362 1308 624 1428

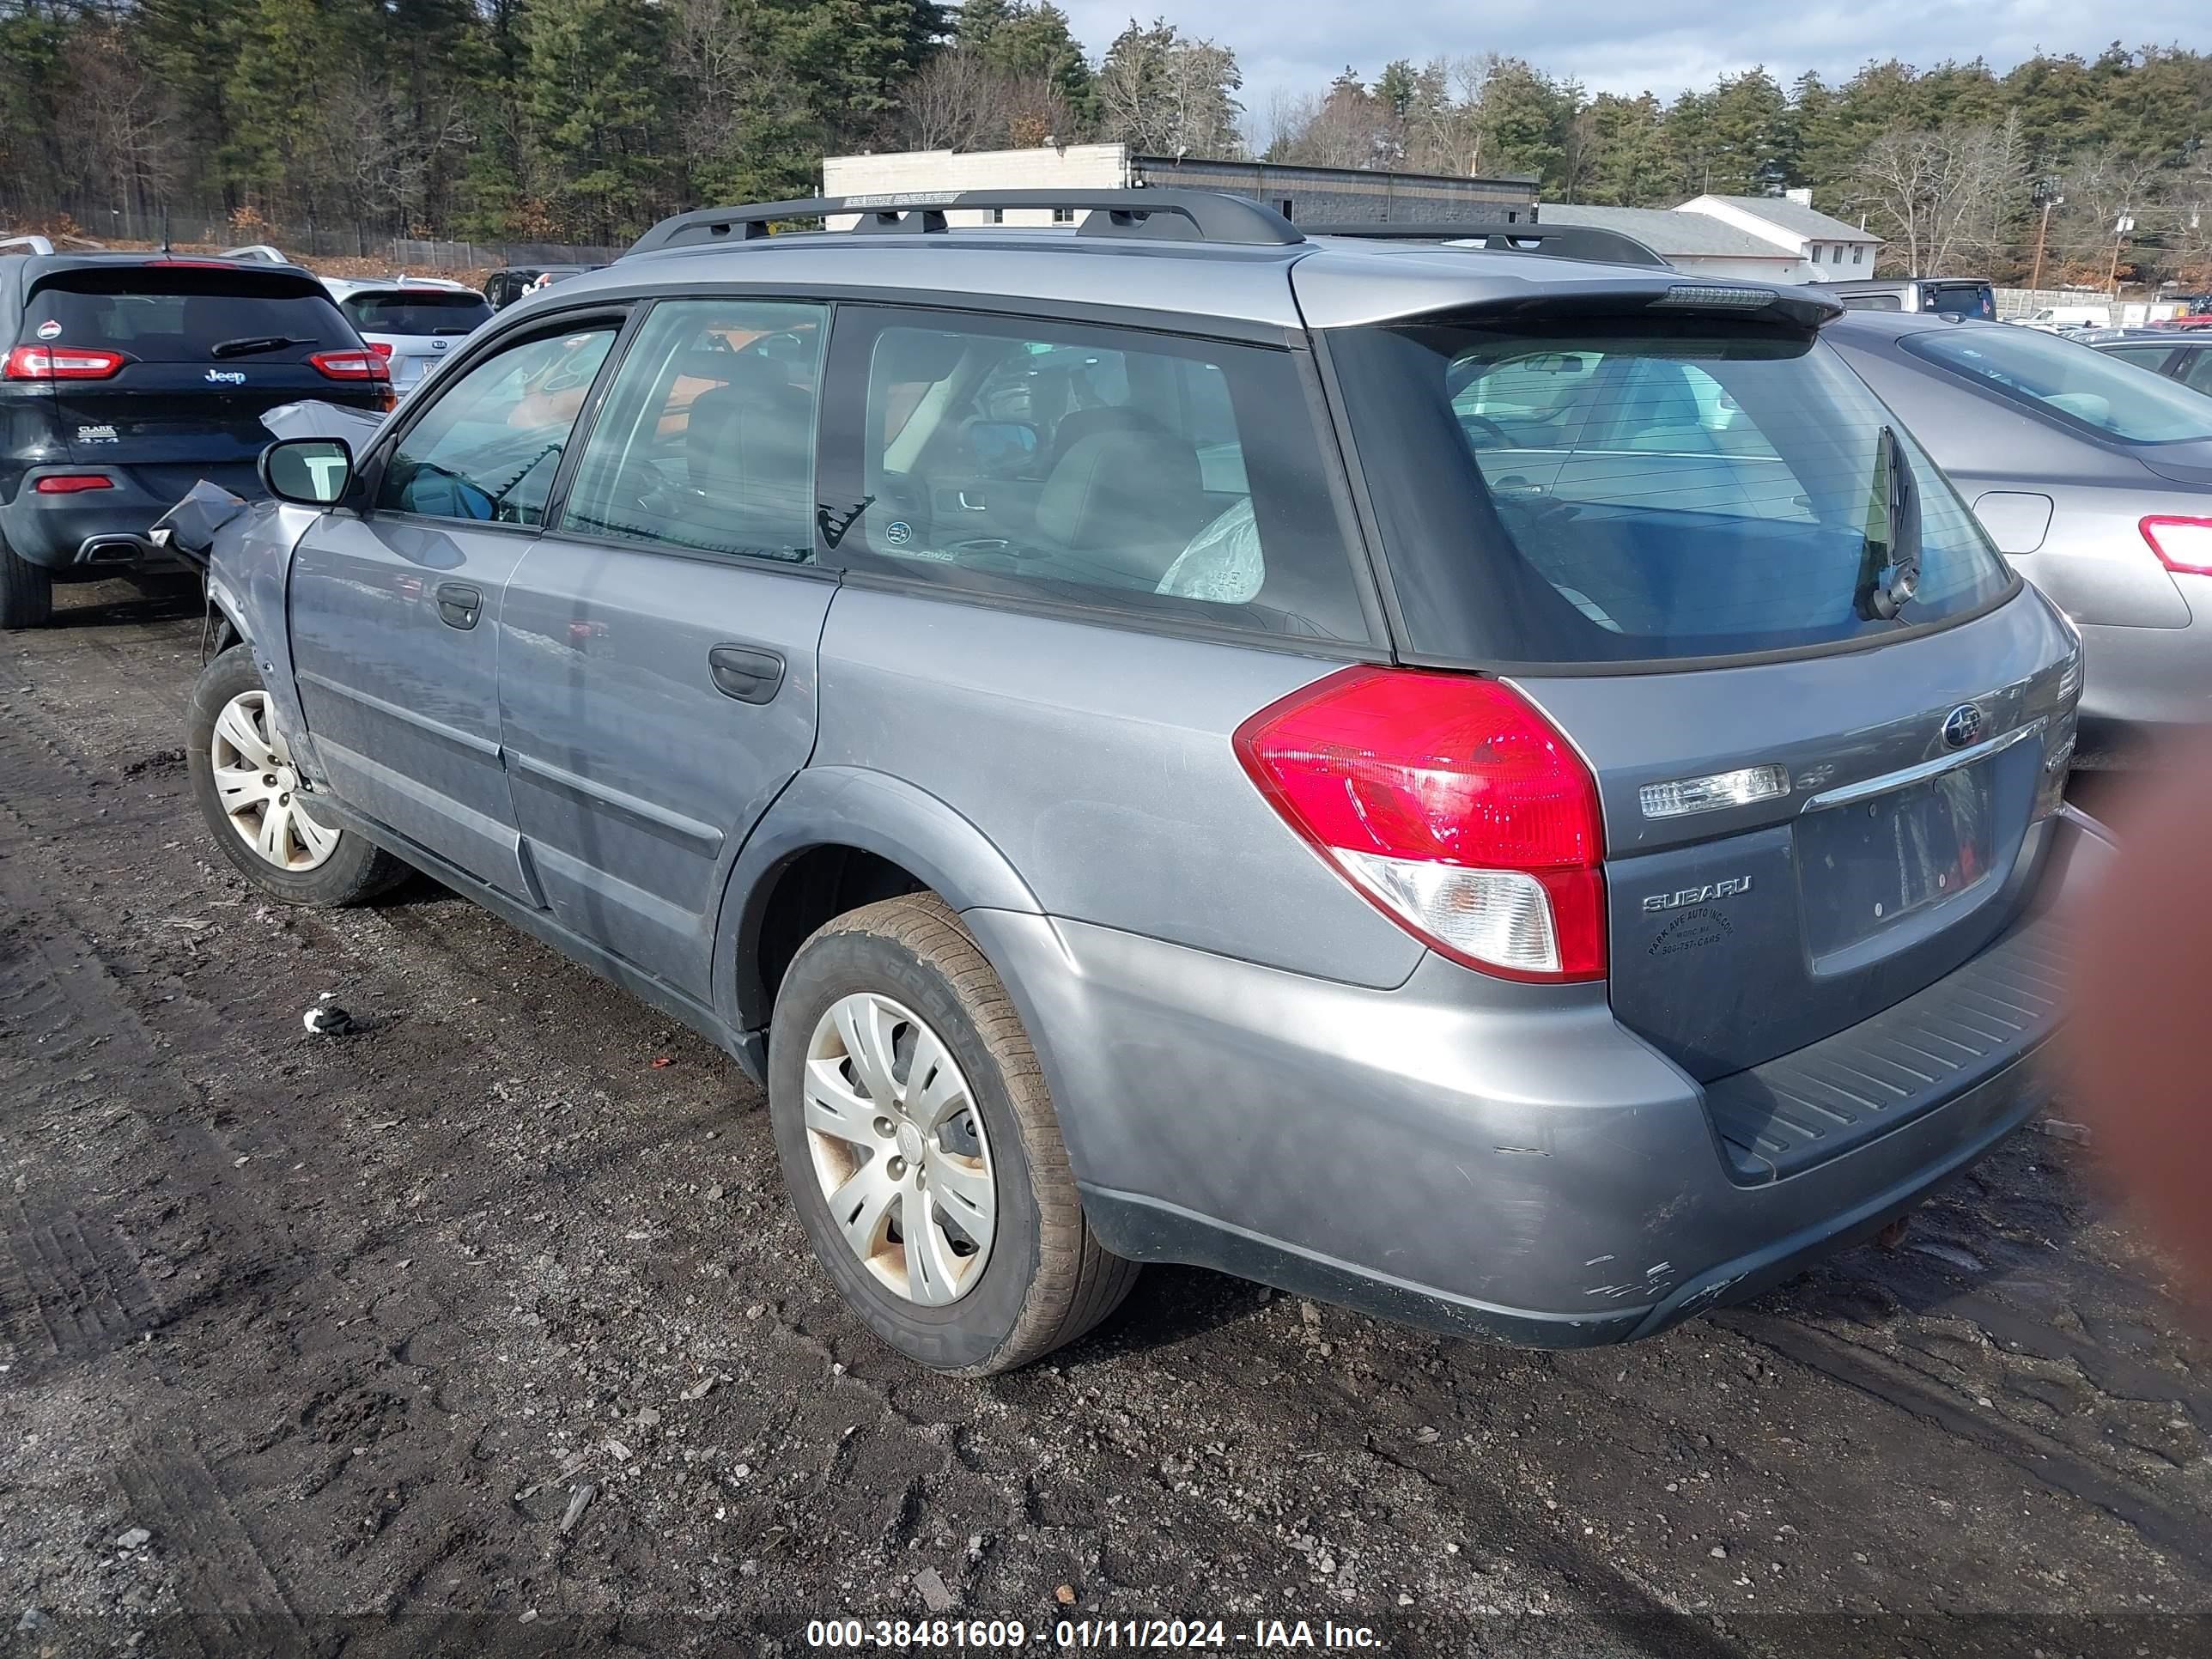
376 324 617 524
1905 324 2212 445
560 300 825 562
2101 345 2174 372
1328 318 2014 666
2177 349 2212 396
820 312 1372 641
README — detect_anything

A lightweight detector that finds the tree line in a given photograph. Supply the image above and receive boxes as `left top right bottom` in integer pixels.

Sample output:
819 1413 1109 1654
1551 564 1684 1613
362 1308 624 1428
2 3 2209 283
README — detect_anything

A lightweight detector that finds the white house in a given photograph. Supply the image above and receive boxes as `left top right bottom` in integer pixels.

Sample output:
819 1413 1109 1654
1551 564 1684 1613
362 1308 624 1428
1677 190 1882 281
1535 204 1813 283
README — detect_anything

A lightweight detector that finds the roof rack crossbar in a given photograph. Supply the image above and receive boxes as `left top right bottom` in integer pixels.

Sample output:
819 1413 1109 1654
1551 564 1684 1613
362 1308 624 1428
625 189 1305 258
1300 222 1671 270
219 243 289 264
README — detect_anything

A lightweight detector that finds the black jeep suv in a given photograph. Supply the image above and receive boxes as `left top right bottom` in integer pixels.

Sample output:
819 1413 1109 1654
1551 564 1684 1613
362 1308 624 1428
1 246 392 628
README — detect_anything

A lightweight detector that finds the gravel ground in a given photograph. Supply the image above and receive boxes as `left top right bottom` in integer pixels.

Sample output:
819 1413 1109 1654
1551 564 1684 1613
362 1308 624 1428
3 580 2209 1659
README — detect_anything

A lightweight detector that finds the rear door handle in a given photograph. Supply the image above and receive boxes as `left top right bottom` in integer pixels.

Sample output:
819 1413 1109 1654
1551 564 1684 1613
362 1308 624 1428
435 581 483 629
708 644 785 705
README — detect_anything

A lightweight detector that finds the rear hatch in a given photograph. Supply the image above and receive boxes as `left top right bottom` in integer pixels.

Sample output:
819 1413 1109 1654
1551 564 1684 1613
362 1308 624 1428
1325 298 2079 1080
15 263 386 498
335 287 491 390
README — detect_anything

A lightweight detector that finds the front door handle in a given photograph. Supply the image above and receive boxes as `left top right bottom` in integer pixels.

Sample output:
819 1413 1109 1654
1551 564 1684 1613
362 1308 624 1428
708 644 785 705
435 581 483 630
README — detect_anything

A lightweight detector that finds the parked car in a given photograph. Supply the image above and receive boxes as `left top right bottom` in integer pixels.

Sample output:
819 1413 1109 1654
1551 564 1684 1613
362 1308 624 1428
1827 311 2212 767
2087 329 2212 397
483 264 600 310
180 189 2098 1374
2014 304 2112 333
0 238 391 629
321 276 493 392
1828 276 1996 320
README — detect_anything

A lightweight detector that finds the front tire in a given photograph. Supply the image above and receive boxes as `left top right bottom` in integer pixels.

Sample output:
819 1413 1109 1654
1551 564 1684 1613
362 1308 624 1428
185 645 408 906
0 534 53 630
769 894 1138 1373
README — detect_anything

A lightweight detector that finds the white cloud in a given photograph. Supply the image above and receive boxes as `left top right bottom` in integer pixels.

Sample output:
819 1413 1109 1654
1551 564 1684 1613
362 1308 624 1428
1060 1 2204 109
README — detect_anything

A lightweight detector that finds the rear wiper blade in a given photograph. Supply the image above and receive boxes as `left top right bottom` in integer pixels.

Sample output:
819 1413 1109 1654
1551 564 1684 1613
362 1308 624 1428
1855 424 1923 622
210 334 310 359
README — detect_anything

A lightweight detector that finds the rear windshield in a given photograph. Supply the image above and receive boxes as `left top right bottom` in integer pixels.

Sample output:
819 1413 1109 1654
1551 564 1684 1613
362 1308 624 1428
1330 319 2014 667
1904 324 2212 445
1925 283 1994 319
340 290 492 336
23 267 354 362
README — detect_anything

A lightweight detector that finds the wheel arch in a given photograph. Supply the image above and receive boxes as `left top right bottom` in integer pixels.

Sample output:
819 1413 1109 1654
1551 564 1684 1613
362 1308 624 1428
714 767 1043 1036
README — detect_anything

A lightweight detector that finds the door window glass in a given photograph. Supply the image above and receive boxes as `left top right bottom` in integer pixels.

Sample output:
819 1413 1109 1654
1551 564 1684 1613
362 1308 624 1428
2178 349 2212 396
561 300 826 562
376 325 617 524
829 315 1371 642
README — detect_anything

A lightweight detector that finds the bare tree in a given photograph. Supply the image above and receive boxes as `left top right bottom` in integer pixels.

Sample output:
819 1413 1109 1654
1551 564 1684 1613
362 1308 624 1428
1848 115 2029 274
54 17 175 231
1095 21 1244 158
900 50 1007 151
2047 144 2168 286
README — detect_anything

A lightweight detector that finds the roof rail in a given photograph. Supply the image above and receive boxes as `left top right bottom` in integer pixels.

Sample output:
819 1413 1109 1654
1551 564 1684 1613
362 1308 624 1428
625 189 1305 258
1300 222 1671 270
0 234 56 258
220 243 290 264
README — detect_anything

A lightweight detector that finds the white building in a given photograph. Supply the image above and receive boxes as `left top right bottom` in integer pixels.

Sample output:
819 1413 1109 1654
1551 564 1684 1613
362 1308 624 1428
1676 190 1882 281
822 144 1539 228
1535 204 1813 283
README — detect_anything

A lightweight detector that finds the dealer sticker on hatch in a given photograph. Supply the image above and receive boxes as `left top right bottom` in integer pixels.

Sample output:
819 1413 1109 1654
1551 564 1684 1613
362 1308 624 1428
35 319 60 339
76 424 118 444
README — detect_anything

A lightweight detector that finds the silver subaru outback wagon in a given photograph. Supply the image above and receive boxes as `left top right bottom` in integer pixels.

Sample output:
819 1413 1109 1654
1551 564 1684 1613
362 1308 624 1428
183 190 2106 1374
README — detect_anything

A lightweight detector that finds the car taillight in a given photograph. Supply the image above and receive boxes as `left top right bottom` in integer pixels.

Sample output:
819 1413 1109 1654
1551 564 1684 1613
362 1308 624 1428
33 474 114 493
308 349 389 382
1234 667 1607 981
368 341 394 362
4 343 129 380
2141 516 2212 578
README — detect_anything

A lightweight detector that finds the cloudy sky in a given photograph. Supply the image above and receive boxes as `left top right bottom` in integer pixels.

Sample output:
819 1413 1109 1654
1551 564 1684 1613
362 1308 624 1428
1061 1 2204 120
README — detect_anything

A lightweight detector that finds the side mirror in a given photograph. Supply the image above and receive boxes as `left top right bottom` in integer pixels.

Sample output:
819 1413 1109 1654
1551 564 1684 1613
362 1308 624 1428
967 420 1039 478
259 437 353 507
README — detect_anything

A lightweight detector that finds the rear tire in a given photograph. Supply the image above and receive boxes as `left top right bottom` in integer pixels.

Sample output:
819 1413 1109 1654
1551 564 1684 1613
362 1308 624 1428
0 534 53 630
769 894 1139 1374
185 645 409 906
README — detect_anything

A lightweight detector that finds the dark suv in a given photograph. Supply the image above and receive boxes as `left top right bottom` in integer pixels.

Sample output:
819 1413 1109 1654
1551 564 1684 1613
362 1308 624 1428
0 244 392 628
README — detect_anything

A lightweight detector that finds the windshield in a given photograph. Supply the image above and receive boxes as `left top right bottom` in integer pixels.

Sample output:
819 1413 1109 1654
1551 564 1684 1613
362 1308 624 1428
1328 319 2014 666
1904 324 2212 445
341 290 492 337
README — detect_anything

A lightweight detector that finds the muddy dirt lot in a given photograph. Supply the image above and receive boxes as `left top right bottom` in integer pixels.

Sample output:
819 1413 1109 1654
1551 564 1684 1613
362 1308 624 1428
3 580 2209 1658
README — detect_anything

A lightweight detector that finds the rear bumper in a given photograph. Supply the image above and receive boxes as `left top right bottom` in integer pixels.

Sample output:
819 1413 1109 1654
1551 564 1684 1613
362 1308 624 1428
2074 605 2212 767
964 806 2113 1348
2 466 240 572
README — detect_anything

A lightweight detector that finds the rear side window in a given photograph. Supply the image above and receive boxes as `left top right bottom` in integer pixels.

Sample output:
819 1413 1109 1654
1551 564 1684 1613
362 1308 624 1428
24 268 354 362
1329 319 2014 667
817 310 1373 643
341 291 492 337
1904 325 2212 444
2179 350 2212 396
2101 344 2174 371
560 299 825 562
377 325 617 526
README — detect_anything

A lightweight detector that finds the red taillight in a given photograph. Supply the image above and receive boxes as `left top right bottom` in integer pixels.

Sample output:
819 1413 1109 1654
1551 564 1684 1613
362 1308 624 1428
4 343 129 380
2141 516 2212 578
308 349 389 382
368 341 394 362
33 474 114 494
1234 667 1607 981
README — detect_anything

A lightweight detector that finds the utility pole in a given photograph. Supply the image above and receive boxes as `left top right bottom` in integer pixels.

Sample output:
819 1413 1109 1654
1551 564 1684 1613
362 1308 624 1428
2028 175 2061 294
2108 212 2136 300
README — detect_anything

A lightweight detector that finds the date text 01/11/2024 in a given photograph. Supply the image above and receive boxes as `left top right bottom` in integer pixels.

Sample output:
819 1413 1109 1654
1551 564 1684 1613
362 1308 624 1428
803 1619 1384 1650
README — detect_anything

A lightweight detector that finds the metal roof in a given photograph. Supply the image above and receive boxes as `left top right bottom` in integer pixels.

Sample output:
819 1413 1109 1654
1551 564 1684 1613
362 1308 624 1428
1536 205 1796 260
1689 194 1880 244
